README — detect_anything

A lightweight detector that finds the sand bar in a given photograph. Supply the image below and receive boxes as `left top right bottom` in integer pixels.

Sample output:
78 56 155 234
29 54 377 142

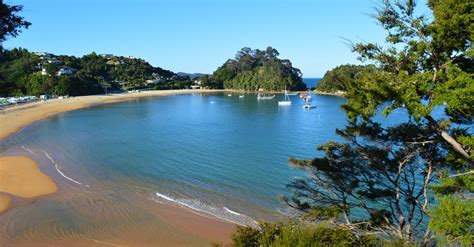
0 156 57 197
0 89 224 142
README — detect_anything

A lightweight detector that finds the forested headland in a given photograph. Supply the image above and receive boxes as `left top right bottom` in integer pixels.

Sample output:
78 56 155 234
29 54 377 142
208 47 307 91
316 64 377 93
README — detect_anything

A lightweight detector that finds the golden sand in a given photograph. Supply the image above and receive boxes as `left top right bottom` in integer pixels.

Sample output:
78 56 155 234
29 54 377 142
0 89 224 141
0 156 57 198
0 194 11 214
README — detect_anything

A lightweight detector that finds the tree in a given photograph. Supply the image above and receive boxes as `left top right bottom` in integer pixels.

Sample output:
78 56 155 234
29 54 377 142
287 0 473 245
0 0 31 49
287 121 446 243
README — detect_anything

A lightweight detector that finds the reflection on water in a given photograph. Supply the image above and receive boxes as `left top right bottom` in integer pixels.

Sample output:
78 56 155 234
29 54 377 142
1 93 351 244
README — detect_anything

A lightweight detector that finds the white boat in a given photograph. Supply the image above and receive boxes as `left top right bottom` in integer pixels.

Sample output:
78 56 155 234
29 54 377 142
278 87 292 106
239 95 245 98
227 94 232 97
303 104 316 109
257 93 275 100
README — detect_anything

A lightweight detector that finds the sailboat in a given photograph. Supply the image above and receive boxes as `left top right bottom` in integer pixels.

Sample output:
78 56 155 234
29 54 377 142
278 87 292 106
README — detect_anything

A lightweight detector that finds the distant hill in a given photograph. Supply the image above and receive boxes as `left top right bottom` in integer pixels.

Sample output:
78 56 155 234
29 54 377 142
176 72 209 80
0 49 181 97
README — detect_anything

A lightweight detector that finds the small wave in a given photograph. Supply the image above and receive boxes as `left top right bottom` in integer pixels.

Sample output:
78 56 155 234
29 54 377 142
92 239 122 246
155 192 178 203
42 151 90 187
21 145 37 155
224 207 242 216
153 192 259 228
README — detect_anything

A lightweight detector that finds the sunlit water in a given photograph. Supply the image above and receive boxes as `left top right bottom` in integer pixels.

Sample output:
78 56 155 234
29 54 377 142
0 92 367 243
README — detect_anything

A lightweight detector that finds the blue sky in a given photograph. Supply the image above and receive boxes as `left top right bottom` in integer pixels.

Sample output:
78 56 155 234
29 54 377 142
5 0 429 77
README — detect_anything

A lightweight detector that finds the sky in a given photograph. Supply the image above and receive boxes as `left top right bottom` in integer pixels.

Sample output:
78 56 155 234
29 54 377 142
4 0 429 77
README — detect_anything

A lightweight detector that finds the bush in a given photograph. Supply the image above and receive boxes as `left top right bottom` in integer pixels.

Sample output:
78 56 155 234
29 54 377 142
232 222 361 247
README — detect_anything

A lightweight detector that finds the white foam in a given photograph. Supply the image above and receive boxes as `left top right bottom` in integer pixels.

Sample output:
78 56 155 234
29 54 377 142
42 151 89 187
224 206 242 216
22 145 37 155
153 192 259 227
155 192 178 203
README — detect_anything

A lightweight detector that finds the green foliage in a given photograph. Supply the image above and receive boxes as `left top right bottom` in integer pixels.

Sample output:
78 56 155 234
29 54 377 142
232 222 363 247
212 47 306 91
316 64 377 92
302 206 340 221
429 196 474 246
432 172 474 196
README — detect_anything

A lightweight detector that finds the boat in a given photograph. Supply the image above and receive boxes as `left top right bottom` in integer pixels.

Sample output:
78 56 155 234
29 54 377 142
239 95 245 98
257 93 275 100
227 94 232 97
303 104 316 109
278 87 292 106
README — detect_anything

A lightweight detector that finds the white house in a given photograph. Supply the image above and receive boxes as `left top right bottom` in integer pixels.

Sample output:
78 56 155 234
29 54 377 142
41 68 49 76
57 67 76 76
48 58 62 64
146 78 163 84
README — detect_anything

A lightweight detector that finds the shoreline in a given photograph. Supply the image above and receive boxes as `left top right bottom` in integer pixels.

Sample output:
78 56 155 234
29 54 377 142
0 89 225 142
311 89 346 97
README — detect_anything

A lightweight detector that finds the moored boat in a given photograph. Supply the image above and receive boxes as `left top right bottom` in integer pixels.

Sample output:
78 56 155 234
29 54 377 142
257 93 276 100
278 87 292 106
303 104 316 109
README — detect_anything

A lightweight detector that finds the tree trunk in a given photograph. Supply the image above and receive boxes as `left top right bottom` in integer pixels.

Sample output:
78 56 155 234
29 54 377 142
426 116 473 165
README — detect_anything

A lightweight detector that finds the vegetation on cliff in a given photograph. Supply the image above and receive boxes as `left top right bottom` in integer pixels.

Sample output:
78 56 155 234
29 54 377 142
211 47 307 91
316 64 377 92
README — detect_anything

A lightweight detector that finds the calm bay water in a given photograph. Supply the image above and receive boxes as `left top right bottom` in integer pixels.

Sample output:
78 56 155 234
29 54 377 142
0 92 356 243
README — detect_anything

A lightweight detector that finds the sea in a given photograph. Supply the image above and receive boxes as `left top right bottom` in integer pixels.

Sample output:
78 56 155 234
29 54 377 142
0 90 414 243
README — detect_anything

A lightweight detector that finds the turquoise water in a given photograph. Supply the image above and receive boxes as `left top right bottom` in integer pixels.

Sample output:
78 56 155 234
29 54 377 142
1 92 349 227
